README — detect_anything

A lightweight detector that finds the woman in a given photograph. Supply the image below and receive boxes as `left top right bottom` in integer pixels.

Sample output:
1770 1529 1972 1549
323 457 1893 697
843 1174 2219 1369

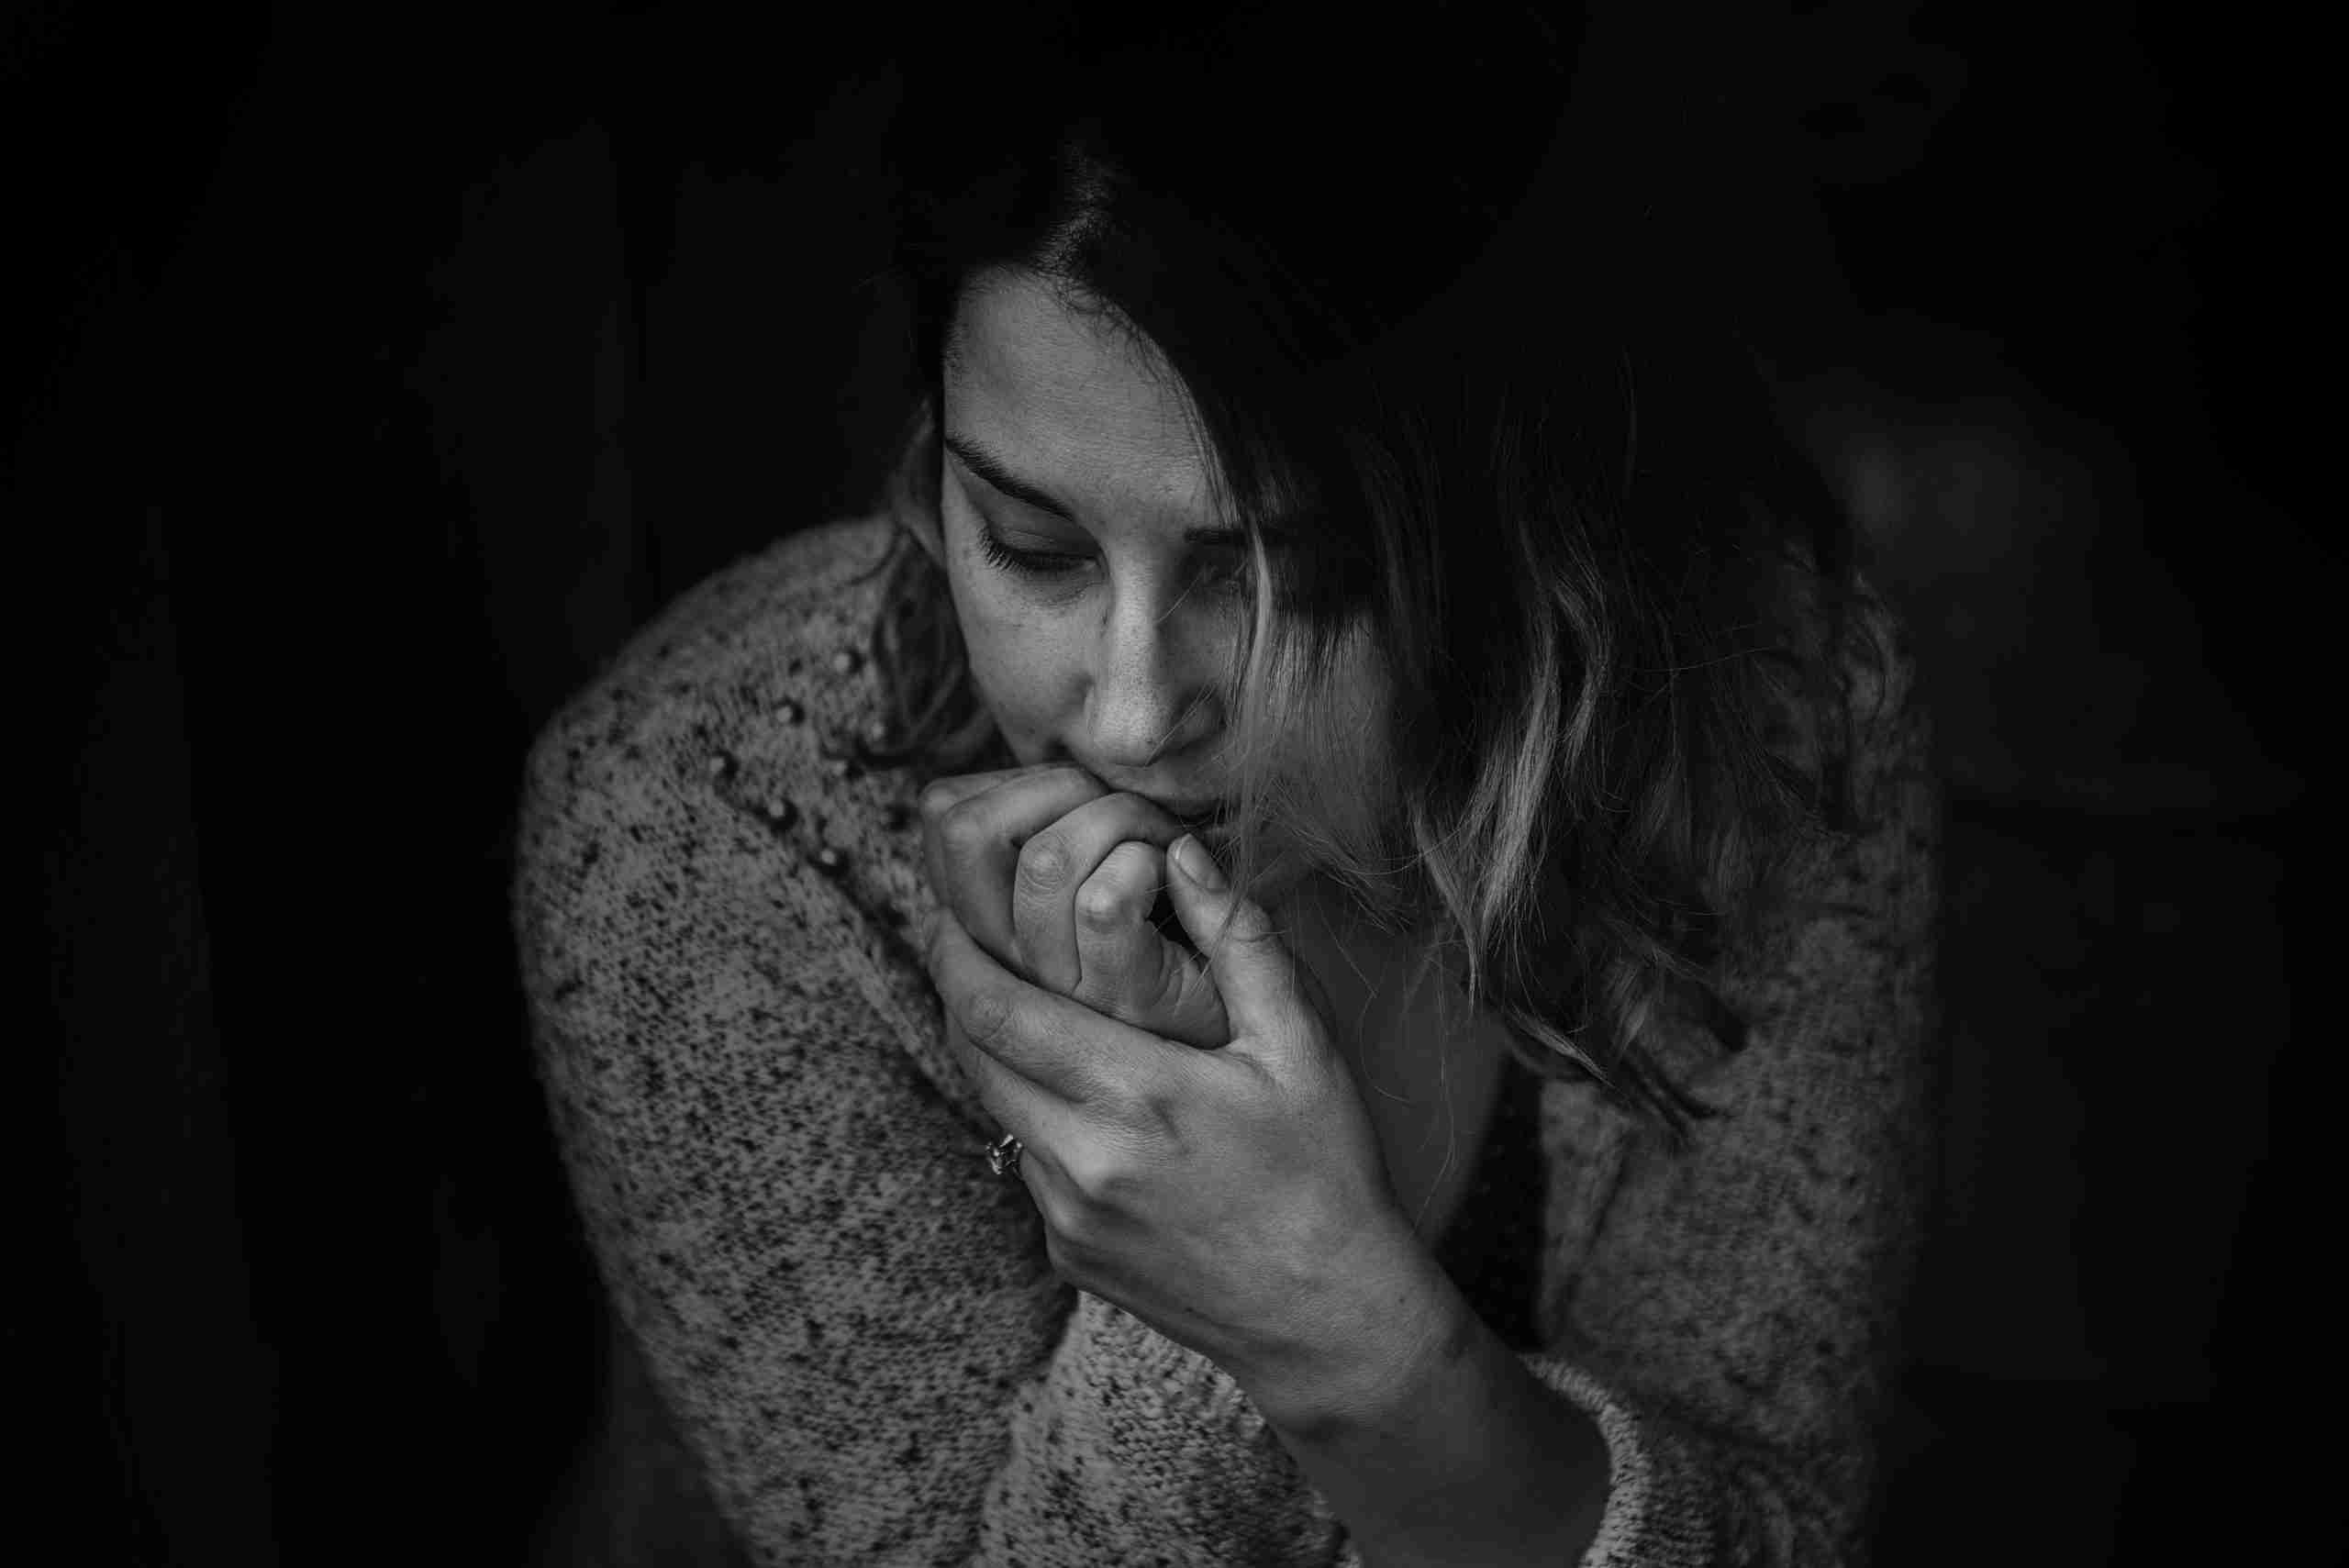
513 7 1939 1563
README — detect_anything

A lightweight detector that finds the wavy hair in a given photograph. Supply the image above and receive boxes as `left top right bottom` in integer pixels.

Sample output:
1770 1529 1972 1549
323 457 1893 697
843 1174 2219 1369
841 6 1884 1148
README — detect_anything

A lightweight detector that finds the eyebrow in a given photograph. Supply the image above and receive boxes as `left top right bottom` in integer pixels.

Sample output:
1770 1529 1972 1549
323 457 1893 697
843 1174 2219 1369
943 431 1276 547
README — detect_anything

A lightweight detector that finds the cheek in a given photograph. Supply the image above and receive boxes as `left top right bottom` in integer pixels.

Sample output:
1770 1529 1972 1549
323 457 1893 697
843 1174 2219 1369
944 562 1065 752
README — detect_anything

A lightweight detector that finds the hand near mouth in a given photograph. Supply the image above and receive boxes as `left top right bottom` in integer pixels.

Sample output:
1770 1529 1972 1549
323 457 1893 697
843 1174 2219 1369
918 763 1234 1049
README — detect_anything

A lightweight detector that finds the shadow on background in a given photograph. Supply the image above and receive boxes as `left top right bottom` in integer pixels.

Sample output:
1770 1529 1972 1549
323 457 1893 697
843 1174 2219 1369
20 3 2312 1562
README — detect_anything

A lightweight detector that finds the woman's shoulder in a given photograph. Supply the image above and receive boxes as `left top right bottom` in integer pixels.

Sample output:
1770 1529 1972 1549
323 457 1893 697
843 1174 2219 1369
514 511 930 917
524 513 896 786
509 509 996 1160
511 509 963 1085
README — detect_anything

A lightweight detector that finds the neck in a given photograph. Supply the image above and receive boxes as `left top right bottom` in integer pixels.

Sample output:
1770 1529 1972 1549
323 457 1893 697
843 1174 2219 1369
1275 873 1462 1056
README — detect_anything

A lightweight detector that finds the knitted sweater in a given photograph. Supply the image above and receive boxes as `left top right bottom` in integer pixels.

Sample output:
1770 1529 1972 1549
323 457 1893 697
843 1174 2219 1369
510 511 1942 1566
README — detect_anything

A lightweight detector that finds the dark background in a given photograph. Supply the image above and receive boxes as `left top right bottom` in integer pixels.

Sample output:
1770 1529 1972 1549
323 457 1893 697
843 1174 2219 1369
21 3 2315 1562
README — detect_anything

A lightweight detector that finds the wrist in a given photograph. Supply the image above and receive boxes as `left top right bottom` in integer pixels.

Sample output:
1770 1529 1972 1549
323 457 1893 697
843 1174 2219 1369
1242 1215 1467 1440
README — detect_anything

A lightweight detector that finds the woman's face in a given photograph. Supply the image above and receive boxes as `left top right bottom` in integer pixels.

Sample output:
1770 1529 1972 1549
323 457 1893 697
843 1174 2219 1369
938 270 1252 828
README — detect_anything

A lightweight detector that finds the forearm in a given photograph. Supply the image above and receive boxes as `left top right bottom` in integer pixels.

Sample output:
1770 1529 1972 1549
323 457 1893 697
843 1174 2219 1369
1252 1237 1612 1568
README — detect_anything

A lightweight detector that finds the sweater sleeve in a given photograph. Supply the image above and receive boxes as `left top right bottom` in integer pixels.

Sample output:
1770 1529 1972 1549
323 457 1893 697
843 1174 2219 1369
510 540 1081 1564
1488 577 1944 1566
513 521 1370 1565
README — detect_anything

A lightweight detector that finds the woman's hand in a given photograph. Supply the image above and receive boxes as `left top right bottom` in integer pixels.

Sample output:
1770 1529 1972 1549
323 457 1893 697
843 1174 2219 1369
918 764 1231 1049
919 821 1431 1415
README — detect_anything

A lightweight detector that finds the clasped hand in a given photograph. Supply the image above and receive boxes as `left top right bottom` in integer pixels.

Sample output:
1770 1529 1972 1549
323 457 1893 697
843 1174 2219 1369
917 763 1419 1401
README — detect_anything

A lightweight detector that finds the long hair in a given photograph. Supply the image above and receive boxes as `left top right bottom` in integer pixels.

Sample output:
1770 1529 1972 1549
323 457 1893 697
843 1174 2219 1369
843 5 1884 1148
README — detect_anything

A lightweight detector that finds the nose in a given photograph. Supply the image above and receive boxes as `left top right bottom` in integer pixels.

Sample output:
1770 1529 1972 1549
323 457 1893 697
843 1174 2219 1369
1083 581 1221 771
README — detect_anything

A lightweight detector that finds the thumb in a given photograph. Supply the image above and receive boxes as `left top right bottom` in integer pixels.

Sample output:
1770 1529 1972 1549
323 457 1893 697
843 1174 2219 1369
1166 834 1318 1051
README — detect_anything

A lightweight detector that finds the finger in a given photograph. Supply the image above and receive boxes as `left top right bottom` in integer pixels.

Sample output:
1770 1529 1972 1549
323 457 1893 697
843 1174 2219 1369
1013 793 1189 993
1164 833 1324 1061
927 909 1088 1156
1069 840 1163 1012
1074 843 1234 1050
918 765 1069 896
921 764 1107 971
932 964 1072 1197
924 903 1152 1108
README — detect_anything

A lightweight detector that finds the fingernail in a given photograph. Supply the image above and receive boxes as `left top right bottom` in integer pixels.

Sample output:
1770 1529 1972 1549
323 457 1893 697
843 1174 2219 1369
1174 834 1227 891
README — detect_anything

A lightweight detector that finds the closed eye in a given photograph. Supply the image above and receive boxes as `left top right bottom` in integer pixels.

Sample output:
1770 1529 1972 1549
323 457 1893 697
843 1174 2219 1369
976 523 1087 578
977 521 1258 595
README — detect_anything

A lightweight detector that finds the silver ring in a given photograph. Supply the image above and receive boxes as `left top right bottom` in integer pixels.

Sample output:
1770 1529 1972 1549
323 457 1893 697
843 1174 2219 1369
986 1133 1025 1179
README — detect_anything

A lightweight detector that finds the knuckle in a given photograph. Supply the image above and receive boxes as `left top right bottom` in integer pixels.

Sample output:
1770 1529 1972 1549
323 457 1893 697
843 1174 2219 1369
917 779 957 824
1017 834 1074 897
1075 881 1130 931
1058 1145 1127 1207
961 984 1019 1050
937 803 987 861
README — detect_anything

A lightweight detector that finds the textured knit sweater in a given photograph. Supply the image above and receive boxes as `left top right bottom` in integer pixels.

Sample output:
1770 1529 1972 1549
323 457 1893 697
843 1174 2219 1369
510 511 1943 1566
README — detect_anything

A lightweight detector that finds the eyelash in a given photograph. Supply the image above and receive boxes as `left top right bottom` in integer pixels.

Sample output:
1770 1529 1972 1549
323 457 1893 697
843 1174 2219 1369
976 521 1253 594
976 523 1084 579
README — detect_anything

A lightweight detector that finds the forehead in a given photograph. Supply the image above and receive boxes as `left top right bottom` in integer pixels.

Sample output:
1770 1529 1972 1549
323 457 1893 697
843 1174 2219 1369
944 271 1219 522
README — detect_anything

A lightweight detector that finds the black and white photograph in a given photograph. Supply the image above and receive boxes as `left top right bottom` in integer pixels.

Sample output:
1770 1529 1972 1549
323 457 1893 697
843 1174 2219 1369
23 3 2312 1562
